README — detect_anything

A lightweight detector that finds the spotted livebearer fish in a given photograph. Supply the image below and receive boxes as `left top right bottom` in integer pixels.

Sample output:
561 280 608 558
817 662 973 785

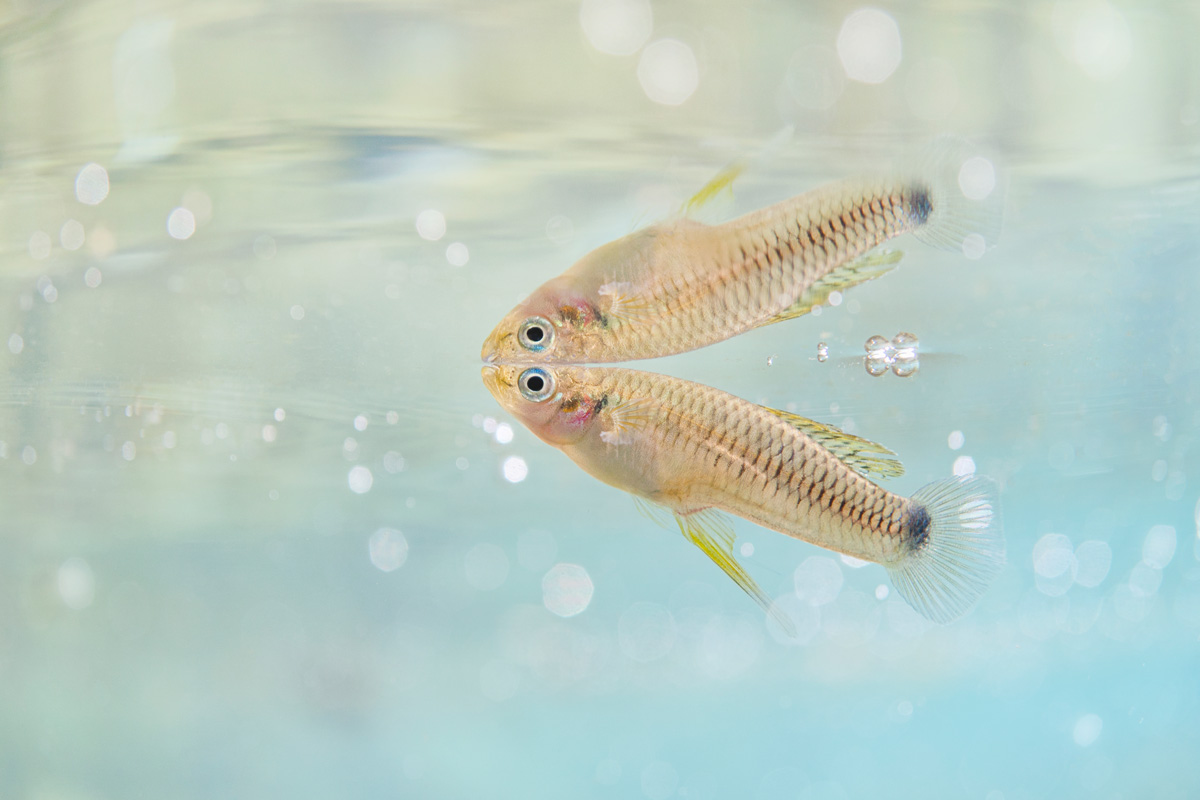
482 363 1005 626
481 143 1003 364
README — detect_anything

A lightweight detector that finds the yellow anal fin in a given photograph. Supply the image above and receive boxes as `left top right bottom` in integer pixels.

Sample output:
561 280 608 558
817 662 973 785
675 510 796 637
682 162 746 217
762 408 905 480
755 249 904 328
599 396 656 446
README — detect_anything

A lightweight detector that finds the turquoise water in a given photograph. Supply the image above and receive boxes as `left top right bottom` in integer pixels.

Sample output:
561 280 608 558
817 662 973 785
2 1 1199 798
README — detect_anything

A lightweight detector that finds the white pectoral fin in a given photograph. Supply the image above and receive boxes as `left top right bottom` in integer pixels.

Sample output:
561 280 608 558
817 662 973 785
674 509 796 637
762 406 905 479
597 281 654 326
599 396 655 446
754 249 904 328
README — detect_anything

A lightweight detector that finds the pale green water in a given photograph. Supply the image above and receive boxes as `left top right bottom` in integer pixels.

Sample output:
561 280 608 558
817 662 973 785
2 1 1199 798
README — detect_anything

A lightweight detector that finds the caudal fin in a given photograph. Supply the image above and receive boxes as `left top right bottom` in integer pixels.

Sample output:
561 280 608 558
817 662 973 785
885 475 1005 624
906 135 1007 256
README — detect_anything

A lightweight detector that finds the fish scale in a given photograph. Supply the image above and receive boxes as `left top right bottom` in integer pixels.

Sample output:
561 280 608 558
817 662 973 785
480 173 956 364
483 363 1005 624
598 367 911 564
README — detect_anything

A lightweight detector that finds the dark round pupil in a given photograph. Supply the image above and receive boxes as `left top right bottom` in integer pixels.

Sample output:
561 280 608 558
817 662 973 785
526 326 544 342
526 375 545 392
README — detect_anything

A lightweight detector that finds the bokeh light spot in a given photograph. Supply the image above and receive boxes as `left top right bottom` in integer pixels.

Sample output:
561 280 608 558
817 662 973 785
369 527 409 572
637 39 699 106
837 8 902 84
542 563 594 617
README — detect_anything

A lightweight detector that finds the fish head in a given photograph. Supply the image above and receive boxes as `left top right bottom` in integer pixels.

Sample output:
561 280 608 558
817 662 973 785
480 275 603 364
481 364 602 447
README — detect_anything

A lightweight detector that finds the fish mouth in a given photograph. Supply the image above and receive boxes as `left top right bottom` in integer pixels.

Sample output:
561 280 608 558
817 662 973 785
480 365 506 398
480 329 511 363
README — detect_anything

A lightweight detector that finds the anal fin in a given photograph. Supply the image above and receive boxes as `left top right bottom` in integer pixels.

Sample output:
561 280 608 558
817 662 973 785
675 510 796 636
755 249 904 328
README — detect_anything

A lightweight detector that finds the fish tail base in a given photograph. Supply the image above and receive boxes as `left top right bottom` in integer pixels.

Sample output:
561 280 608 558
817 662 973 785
885 475 1005 624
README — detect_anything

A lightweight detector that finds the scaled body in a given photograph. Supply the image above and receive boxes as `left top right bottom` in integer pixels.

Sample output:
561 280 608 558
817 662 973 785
483 364 1005 624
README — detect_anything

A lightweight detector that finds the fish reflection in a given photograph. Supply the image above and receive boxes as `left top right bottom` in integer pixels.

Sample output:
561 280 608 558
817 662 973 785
482 364 1004 625
482 143 1002 365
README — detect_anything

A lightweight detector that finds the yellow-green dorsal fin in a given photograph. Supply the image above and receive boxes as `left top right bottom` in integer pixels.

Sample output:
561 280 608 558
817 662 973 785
674 510 796 637
761 408 905 480
754 249 904 328
682 162 746 216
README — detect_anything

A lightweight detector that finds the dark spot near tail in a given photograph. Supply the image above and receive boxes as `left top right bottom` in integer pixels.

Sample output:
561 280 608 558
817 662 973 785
908 187 933 226
906 504 931 551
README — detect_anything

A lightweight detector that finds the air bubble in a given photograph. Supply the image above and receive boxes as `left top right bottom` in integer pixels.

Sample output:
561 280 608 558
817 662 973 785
816 341 829 362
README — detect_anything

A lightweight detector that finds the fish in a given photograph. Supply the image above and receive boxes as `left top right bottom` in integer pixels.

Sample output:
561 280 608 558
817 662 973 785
481 363 1005 626
481 143 1003 364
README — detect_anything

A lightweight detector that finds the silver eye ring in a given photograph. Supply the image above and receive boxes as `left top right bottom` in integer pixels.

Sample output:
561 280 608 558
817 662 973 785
518 367 555 402
518 316 554 352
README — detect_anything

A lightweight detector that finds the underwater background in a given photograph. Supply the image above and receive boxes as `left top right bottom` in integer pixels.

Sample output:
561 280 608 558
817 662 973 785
1 0 1198 797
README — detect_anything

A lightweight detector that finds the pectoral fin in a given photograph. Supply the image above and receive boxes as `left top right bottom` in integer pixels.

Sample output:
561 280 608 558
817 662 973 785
599 396 655 446
761 407 905 479
597 281 654 326
755 249 904 328
675 510 796 636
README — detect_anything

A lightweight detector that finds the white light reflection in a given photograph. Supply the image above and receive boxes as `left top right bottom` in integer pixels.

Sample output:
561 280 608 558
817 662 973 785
1073 713 1103 746
1142 525 1176 569
167 207 195 240
953 455 977 476
28 232 51 260
958 157 997 201
1053 0 1131 80
58 557 95 610
416 209 446 241
542 563 594 617
446 242 469 266
1033 533 1077 596
502 455 528 483
837 8 902 84
579 0 652 56
347 465 373 494
60 220 85 251
76 163 110 205
368 527 409 572
637 39 699 106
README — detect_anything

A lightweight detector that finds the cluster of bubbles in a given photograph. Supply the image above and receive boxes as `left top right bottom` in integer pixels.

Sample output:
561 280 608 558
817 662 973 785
864 332 919 377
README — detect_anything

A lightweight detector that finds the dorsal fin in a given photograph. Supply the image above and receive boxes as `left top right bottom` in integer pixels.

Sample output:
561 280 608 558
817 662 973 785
681 162 745 217
754 249 904 328
761 408 905 479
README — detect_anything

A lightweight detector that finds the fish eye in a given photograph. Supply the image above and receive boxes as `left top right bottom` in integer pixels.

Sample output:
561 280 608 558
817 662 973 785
518 367 555 402
518 316 554 352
